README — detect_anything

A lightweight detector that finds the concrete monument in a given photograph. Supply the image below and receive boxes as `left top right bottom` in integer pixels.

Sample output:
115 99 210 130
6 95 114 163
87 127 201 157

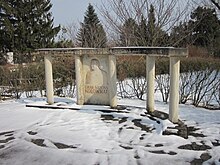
75 50 117 108
37 47 188 123
84 56 109 105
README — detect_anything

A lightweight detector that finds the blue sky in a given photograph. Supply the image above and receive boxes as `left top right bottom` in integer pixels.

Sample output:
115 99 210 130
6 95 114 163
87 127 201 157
50 0 102 26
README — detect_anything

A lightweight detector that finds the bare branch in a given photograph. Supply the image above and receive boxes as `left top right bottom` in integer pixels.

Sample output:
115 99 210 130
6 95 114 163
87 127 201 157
210 0 220 10
99 0 191 45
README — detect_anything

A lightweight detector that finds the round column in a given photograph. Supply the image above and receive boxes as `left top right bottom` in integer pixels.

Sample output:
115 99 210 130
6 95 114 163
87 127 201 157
108 55 117 108
169 57 180 123
44 54 54 104
75 54 84 105
146 56 155 113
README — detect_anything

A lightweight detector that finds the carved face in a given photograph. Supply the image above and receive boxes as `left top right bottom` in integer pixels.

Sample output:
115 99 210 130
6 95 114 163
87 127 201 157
90 59 100 71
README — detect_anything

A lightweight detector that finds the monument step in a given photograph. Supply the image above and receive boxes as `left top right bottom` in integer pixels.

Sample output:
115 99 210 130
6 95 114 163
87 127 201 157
26 102 127 113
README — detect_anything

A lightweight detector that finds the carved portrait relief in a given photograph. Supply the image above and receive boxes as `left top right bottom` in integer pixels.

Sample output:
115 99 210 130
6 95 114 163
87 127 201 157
85 58 107 86
83 56 109 105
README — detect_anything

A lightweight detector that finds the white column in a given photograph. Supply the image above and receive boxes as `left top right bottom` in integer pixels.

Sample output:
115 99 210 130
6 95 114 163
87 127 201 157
146 56 155 113
44 55 54 104
6 52 14 64
169 57 180 123
108 55 117 108
75 55 84 105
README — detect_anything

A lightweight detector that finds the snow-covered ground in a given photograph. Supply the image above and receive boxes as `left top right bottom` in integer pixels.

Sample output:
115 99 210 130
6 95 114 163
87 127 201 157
0 95 220 165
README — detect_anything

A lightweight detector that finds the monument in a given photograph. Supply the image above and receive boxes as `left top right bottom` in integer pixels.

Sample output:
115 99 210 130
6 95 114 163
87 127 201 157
75 52 117 107
37 47 188 123
84 58 108 104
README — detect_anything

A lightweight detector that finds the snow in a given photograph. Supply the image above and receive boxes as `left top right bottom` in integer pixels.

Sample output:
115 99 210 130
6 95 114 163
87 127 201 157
0 95 220 165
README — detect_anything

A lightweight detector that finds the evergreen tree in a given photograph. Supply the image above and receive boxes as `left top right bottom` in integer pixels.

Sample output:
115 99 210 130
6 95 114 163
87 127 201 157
120 5 168 47
189 6 220 56
169 21 192 47
147 4 156 46
54 28 74 48
0 0 60 63
120 18 139 46
77 4 107 48
0 0 16 52
0 0 16 64
137 16 148 46
146 4 168 46
169 6 220 56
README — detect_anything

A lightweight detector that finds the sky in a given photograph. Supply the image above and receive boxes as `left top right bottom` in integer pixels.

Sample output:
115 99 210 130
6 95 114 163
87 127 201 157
50 0 102 26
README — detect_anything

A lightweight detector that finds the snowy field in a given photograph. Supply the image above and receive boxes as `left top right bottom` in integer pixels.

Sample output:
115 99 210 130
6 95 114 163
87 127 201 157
0 94 220 165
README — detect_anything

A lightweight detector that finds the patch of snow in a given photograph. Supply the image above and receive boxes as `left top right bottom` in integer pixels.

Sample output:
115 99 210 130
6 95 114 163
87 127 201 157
0 96 220 164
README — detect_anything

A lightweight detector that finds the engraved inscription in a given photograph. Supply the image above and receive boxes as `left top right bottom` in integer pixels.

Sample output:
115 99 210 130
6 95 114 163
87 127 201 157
85 85 108 94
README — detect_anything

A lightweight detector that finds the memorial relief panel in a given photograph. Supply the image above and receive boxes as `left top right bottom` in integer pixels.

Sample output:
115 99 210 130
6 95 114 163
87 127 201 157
83 55 109 105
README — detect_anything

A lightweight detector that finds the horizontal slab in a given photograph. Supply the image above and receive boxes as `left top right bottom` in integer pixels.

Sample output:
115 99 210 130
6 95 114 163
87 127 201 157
111 47 188 57
36 48 109 55
35 47 188 57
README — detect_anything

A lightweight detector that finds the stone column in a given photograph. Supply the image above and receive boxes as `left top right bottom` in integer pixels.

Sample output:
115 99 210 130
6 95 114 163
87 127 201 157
146 56 155 113
169 57 180 123
44 54 54 104
75 54 84 105
108 55 117 108
6 52 14 64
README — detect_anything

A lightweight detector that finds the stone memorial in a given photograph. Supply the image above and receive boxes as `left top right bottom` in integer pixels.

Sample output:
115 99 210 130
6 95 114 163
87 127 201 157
37 47 188 123
76 53 117 107
84 57 109 104
71 48 117 108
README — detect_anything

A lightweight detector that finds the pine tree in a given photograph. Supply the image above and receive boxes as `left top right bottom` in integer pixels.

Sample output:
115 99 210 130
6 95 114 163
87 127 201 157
0 0 16 64
147 4 156 46
190 6 220 56
120 18 139 46
145 4 168 46
0 0 60 63
77 4 107 48
0 0 16 52
120 5 168 47
169 21 192 47
137 16 148 46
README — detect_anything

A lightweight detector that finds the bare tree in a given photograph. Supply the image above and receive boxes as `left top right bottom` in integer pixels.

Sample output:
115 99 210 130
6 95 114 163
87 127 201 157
59 21 79 46
210 0 220 10
179 71 196 104
117 78 147 100
99 0 191 45
179 69 220 107
213 81 220 106
192 70 219 107
155 74 170 103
